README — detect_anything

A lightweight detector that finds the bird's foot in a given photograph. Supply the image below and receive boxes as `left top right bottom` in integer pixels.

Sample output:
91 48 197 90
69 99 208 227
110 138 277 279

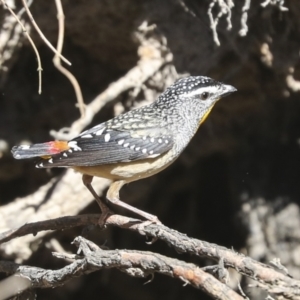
98 207 114 228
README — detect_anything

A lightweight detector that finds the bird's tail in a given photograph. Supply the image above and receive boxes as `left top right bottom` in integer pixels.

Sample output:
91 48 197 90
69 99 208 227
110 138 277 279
11 141 70 159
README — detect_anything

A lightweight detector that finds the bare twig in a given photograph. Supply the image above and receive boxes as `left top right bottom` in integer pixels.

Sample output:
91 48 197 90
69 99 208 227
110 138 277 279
208 0 221 46
0 0 33 83
0 214 101 244
239 0 251 37
286 67 300 92
260 0 288 11
21 0 71 65
207 0 234 46
53 0 85 118
178 0 196 17
0 236 244 300
237 282 250 299
1 0 43 93
1 214 300 298
269 258 290 277
17 0 33 16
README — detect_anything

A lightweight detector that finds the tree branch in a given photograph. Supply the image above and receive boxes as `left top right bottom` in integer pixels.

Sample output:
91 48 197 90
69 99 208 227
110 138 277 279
1 0 43 93
53 0 86 118
0 236 243 300
21 0 71 65
1 214 300 298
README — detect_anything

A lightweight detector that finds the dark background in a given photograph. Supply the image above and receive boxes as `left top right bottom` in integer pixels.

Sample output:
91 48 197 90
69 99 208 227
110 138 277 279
1 0 300 299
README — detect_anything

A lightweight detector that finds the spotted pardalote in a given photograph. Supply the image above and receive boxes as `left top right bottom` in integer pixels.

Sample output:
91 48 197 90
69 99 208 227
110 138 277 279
12 76 236 223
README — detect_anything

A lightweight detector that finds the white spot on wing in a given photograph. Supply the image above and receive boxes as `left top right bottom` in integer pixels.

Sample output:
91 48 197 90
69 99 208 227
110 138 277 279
158 139 162 143
68 141 82 151
123 143 129 147
142 149 147 154
63 153 68 157
142 136 147 140
48 158 53 163
150 138 154 143
104 133 110 142
130 145 135 150
81 134 93 138
118 139 124 145
20 145 30 149
135 147 140 151
95 127 105 136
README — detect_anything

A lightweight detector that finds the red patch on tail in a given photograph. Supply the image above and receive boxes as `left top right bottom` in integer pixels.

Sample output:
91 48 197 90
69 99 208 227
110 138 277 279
47 141 70 154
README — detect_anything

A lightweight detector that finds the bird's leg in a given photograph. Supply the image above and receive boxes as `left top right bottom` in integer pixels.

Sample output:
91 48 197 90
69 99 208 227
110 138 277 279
107 180 161 224
82 174 113 225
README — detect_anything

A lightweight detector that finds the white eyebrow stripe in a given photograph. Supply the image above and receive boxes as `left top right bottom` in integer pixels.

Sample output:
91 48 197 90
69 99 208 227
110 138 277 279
181 86 219 98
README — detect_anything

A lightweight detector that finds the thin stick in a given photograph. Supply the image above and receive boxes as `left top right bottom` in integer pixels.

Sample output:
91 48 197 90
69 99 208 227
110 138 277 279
53 0 85 117
1 214 300 298
21 0 71 66
0 238 244 300
1 0 43 94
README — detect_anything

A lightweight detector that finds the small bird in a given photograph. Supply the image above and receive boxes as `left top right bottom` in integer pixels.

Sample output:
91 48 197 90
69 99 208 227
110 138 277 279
12 76 236 223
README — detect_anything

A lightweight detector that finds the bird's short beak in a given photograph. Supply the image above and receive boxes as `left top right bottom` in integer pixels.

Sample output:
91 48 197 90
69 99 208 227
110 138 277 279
220 84 237 98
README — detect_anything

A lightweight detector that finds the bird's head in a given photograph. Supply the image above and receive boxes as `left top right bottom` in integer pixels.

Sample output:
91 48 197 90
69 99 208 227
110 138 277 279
155 76 236 130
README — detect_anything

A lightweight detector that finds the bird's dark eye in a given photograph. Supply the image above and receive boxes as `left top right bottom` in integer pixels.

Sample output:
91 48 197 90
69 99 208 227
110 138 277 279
200 92 209 100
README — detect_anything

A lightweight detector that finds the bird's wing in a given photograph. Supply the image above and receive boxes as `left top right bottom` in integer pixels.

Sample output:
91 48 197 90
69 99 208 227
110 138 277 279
36 123 174 168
